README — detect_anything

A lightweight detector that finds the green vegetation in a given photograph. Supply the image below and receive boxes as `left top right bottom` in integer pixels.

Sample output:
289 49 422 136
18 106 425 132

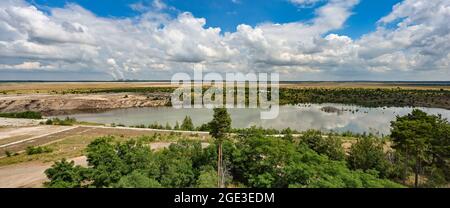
347 137 391 178
208 108 232 187
180 116 195 131
390 109 450 187
300 130 345 161
0 111 42 119
44 117 77 126
26 146 53 155
5 151 12 157
280 88 450 109
44 134 403 188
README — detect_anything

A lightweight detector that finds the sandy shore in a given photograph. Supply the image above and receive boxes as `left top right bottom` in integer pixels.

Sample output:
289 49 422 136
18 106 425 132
0 117 45 127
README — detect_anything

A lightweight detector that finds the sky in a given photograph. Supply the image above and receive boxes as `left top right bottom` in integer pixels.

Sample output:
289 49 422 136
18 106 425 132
0 0 449 80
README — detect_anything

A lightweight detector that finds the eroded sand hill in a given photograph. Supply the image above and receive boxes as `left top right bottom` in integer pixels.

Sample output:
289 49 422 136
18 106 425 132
0 93 170 115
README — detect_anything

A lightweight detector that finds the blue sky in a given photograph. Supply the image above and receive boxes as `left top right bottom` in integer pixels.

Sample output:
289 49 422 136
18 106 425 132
0 0 448 80
28 0 401 39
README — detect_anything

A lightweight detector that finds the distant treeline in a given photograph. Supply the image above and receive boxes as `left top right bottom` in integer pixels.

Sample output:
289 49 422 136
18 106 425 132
279 88 450 109
0 111 42 119
7 86 449 110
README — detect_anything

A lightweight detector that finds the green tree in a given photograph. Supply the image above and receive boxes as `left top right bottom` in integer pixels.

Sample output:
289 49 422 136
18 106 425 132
44 159 88 188
114 171 161 188
197 167 218 188
390 109 449 187
174 121 180 130
85 137 125 187
181 116 194 131
208 107 231 187
300 130 345 161
347 137 390 178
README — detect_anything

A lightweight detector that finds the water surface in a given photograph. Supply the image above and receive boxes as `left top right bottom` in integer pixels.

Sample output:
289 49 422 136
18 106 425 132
54 104 450 135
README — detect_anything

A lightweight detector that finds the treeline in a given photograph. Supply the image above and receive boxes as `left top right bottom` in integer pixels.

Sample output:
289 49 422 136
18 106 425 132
280 88 450 109
44 135 403 188
45 86 450 109
0 111 42 119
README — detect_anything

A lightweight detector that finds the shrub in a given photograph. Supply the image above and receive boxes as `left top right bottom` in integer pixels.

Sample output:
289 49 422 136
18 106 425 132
5 150 12 157
26 146 53 155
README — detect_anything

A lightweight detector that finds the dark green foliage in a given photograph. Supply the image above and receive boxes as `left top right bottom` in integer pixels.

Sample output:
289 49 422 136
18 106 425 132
114 171 162 188
5 150 12 157
0 111 42 119
174 121 180 130
26 146 52 155
180 116 194 131
280 88 450 109
390 109 450 187
197 167 218 188
209 108 231 140
44 159 88 188
300 130 345 161
45 117 77 126
232 135 403 188
46 134 403 188
347 137 391 178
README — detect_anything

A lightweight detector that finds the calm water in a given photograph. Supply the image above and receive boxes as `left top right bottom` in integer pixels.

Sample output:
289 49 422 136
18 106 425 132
54 104 450 135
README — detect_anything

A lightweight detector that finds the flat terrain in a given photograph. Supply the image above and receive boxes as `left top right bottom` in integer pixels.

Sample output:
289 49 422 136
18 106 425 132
0 156 87 188
0 81 449 94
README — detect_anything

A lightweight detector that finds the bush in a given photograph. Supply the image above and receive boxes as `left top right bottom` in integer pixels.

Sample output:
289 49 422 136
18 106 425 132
26 146 53 155
300 130 345 161
197 167 218 188
347 137 391 178
5 150 12 157
44 159 88 188
114 171 162 188
45 117 77 126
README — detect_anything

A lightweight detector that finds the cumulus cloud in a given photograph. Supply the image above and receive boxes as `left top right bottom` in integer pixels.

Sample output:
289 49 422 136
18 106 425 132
0 0 448 80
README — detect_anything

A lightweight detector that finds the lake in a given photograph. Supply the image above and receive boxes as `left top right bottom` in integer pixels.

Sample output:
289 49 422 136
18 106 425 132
54 104 450 135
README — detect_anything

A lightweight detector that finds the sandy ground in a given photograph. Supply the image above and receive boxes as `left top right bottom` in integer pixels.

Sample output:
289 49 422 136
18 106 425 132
0 117 45 127
0 156 87 188
0 125 73 141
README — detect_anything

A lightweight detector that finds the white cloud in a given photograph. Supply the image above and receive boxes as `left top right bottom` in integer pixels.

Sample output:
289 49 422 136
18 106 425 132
289 0 324 7
0 61 55 70
0 0 449 80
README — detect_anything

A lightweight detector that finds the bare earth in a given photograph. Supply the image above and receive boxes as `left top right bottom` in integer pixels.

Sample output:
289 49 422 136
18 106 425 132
0 93 170 115
0 156 87 188
0 117 45 127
